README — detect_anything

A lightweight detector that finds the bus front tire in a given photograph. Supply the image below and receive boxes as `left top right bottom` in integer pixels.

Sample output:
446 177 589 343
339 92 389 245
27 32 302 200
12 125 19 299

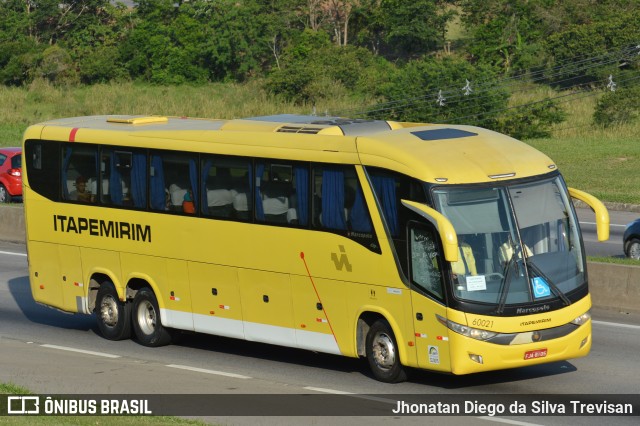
365 319 407 383
132 287 171 347
95 282 131 341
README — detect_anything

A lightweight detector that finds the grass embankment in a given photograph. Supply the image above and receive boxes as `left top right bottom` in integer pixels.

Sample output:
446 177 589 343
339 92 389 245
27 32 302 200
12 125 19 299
1 80 638 204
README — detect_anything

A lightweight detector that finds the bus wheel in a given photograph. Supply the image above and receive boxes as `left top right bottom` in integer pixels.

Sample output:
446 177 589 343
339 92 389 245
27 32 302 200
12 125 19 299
132 288 171 347
95 282 131 340
365 319 407 383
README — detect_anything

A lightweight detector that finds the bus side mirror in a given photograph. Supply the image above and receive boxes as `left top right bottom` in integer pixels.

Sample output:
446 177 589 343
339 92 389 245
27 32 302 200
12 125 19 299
568 187 610 241
401 199 459 262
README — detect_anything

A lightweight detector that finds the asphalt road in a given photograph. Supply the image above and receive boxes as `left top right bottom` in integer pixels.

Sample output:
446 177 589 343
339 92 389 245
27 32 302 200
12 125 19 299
0 240 639 425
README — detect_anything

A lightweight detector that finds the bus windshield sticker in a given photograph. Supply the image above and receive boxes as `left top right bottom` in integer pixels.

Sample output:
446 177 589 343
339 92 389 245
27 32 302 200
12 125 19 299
466 275 487 292
532 277 551 299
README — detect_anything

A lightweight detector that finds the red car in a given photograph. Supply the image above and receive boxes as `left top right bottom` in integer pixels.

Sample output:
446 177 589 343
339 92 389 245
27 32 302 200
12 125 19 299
0 147 22 203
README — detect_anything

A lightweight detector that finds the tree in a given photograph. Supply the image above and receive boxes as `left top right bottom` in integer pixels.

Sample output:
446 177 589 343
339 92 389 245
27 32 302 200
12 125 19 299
265 30 393 103
352 0 457 60
459 0 547 72
544 9 640 88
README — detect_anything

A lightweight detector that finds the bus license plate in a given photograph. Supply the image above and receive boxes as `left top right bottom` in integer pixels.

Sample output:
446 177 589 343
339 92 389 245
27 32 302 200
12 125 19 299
524 349 547 360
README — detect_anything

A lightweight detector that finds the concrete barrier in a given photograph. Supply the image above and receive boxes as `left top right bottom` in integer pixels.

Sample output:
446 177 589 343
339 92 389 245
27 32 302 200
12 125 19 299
587 262 640 314
1 204 639 313
0 205 26 243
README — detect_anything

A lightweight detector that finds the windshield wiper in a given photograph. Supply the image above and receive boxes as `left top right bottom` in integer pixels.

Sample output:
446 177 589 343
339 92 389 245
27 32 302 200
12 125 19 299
526 260 571 306
496 251 516 315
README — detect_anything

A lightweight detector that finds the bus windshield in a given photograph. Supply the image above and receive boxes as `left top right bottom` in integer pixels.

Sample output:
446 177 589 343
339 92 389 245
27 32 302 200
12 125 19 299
431 176 585 309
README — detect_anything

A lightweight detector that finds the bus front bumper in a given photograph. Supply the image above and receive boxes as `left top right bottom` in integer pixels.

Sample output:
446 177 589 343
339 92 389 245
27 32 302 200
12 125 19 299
448 321 591 375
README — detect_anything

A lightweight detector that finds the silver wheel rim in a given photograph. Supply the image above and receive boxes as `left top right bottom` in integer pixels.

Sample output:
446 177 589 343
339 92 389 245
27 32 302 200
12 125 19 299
372 332 396 370
100 294 119 328
0 187 6 203
630 242 640 260
137 300 157 336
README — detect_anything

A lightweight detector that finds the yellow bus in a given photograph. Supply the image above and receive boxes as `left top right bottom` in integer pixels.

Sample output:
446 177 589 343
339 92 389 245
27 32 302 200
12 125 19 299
22 114 609 382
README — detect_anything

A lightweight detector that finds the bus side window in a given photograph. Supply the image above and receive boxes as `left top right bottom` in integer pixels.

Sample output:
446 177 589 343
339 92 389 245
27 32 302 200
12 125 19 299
25 140 59 201
256 161 307 225
62 144 98 202
314 165 348 231
100 149 145 208
201 156 248 219
151 151 197 214
315 165 370 231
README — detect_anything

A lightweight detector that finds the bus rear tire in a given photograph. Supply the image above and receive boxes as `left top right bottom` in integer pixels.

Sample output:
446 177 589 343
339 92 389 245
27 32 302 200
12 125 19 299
365 319 407 383
95 282 131 341
132 287 171 347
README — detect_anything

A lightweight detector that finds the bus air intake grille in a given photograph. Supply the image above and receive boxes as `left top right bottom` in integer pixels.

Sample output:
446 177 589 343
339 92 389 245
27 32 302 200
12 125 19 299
277 125 323 134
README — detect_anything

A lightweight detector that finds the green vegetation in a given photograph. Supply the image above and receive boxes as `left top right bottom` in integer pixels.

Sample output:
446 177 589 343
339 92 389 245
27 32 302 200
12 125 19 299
588 256 640 266
2 80 638 205
0 383 207 425
1 0 638 204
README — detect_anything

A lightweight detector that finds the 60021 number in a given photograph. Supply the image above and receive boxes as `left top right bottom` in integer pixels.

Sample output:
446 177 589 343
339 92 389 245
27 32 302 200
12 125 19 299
472 318 494 329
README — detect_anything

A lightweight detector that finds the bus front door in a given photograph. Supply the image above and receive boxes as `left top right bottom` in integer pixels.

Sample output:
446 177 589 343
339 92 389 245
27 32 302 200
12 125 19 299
408 223 452 372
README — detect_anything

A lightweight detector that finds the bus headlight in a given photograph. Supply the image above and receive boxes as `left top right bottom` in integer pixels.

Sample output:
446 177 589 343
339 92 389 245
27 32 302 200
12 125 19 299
436 315 498 341
570 310 591 326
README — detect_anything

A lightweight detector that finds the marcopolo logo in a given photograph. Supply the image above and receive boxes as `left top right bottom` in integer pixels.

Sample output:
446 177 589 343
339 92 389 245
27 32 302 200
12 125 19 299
331 245 352 272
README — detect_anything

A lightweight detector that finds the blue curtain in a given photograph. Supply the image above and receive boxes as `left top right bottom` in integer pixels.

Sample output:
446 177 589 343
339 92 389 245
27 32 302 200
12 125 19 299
150 155 166 210
294 166 309 226
201 159 213 213
350 185 372 232
372 175 398 237
131 153 147 208
321 169 346 230
62 147 72 198
109 151 123 205
189 158 198 211
255 163 264 220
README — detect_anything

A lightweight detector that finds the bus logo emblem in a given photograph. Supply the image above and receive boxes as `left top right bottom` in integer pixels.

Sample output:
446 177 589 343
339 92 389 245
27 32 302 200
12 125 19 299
331 245 352 272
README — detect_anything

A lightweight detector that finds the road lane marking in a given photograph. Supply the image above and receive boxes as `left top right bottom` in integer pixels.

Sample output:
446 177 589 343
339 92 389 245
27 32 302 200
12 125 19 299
579 222 626 228
0 250 27 257
479 417 543 426
166 364 251 379
41 344 121 358
592 320 640 331
304 386 354 395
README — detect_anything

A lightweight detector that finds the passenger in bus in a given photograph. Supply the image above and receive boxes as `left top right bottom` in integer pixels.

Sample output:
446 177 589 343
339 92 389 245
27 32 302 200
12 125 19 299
182 189 195 214
451 237 477 283
498 240 533 266
69 176 94 203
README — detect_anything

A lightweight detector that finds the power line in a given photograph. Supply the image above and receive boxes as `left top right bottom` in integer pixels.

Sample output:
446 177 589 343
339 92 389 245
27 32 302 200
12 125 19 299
439 73 640 124
334 43 639 119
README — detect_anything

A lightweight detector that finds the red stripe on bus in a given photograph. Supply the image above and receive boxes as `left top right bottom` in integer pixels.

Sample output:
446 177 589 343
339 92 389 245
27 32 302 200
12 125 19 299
69 128 79 142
